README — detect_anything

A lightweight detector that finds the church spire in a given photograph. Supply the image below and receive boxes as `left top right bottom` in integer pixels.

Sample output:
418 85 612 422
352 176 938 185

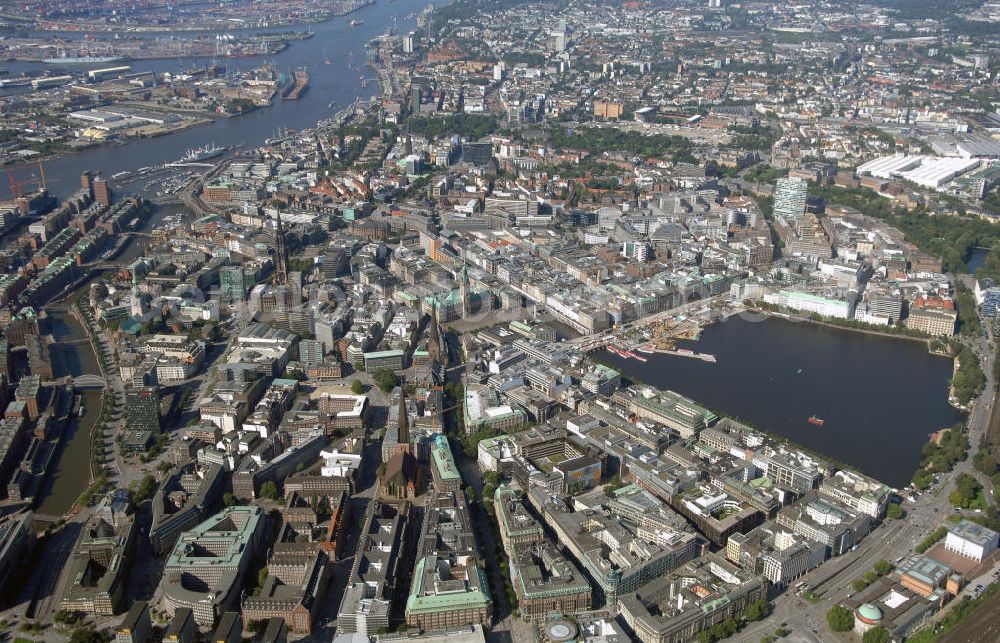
460 262 471 318
274 209 289 286
397 385 410 453
427 301 442 365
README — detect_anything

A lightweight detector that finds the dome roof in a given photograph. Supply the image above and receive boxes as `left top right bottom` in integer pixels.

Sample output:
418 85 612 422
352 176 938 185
858 603 883 622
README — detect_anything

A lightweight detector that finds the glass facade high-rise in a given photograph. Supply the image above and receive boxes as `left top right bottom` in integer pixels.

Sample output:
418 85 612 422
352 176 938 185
220 265 254 303
773 177 808 221
125 385 161 434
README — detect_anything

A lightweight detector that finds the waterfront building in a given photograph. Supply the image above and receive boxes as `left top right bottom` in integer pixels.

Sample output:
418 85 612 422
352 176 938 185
612 387 717 439
818 470 891 520
905 299 957 337
464 384 527 434
60 494 137 616
764 450 823 494
0 511 34 590
763 289 854 320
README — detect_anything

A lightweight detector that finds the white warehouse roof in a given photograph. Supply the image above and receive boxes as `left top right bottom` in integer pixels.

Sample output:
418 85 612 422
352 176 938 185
898 157 980 188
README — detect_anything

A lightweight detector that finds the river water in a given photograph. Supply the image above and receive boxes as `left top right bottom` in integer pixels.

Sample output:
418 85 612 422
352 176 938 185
598 316 962 488
4 0 429 199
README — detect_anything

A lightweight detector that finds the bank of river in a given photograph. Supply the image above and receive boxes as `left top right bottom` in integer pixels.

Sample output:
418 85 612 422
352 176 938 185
4 0 428 198
598 315 962 488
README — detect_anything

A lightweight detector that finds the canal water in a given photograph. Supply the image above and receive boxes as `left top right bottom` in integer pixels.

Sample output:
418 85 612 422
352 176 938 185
4 0 429 199
598 315 962 488
38 307 104 515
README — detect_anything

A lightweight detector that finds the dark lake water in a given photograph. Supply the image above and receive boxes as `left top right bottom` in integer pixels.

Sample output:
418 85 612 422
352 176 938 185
4 0 428 199
598 315 962 488
967 247 989 273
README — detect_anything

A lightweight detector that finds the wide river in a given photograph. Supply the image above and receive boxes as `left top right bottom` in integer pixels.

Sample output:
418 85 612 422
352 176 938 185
597 315 962 488
4 0 430 199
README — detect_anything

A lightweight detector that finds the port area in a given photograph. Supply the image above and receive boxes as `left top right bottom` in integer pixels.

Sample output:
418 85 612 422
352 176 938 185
280 67 310 100
578 295 737 364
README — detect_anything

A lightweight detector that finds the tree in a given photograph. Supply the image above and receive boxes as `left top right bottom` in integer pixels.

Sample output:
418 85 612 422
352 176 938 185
260 481 279 501
351 379 364 395
130 474 158 504
223 492 237 507
745 599 769 621
372 367 397 393
69 627 111 643
826 605 854 632
862 626 891 643
886 502 903 520
873 560 894 577
950 472 987 509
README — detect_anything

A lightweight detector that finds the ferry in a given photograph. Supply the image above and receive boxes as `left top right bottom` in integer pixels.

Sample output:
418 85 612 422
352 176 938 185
622 348 645 362
807 415 825 426
607 345 627 358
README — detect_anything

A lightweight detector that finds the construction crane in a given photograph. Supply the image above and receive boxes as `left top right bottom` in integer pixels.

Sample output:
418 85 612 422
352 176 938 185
5 161 47 199
7 172 27 199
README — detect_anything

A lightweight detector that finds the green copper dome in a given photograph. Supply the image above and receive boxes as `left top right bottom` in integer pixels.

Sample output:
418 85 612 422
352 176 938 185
858 603 883 622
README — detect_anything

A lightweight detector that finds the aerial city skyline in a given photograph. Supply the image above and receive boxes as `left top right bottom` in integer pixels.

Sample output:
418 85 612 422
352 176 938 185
0 1 999 642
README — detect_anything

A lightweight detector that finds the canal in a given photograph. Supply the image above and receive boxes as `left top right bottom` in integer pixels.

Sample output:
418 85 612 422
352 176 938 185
4 0 429 199
597 315 962 488
38 307 104 516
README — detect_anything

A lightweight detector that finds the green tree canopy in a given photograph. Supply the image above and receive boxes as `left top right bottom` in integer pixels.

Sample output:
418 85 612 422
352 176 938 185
826 605 854 632
260 481 279 501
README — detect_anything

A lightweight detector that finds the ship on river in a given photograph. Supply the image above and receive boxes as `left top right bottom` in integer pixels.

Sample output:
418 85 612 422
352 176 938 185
177 143 227 163
42 55 126 65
